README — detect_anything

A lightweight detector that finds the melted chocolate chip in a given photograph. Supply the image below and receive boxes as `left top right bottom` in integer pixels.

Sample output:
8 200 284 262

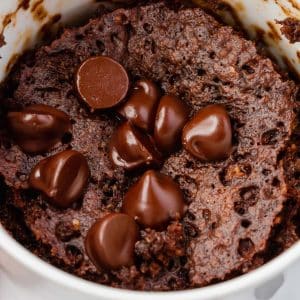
85 213 139 270
29 150 90 208
76 56 129 110
182 104 232 162
109 121 162 171
7 104 71 153
118 79 161 132
154 95 190 154
122 170 186 229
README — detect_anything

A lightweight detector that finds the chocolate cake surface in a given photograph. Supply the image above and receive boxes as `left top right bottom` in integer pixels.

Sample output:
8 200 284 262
0 1 299 291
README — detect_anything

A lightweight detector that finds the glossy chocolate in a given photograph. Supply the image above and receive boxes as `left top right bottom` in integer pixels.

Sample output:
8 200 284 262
29 150 90 208
7 104 71 153
109 121 162 171
154 95 190 154
76 56 129 110
122 170 186 229
85 213 139 270
182 104 232 161
118 79 161 132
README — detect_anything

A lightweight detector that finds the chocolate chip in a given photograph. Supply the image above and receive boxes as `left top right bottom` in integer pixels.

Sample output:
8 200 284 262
29 150 90 208
109 121 162 171
7 104 71 153
182 104 232 162
76 56 129 110
118 79 161 132
154 95 190 154
122 170 186 229
85 213 139 270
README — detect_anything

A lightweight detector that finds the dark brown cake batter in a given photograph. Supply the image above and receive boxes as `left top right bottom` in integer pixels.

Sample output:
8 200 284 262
0 1 299 291
277 18 300 44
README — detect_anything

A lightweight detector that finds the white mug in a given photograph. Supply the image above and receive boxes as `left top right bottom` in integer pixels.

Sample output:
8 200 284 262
0 1 299 299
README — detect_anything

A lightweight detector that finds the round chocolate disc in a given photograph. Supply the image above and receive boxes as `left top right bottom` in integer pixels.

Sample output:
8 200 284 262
76 56 129 110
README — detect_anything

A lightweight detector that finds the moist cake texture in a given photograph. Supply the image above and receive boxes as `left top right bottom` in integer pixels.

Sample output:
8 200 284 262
0 1 299 291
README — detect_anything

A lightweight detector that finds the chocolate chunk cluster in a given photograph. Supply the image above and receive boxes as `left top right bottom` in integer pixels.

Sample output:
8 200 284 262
7 55 233 271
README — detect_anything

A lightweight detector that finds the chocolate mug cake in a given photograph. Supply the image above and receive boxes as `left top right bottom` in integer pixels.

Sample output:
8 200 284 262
0 0 299 291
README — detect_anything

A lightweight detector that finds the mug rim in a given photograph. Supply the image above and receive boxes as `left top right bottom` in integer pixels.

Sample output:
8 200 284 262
1 225 300 300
